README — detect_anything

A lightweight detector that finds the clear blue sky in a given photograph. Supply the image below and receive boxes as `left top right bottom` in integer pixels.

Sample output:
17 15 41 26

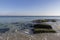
0 0 60 16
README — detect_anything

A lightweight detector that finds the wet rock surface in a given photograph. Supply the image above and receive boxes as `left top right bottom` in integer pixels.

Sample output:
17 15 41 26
27 23 56 34
32 19 56 23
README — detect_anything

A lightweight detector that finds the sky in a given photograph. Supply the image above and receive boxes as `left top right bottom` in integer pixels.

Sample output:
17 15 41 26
0 0 60 16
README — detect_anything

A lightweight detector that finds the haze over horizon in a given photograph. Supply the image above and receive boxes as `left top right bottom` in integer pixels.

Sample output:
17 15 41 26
0 0 60 16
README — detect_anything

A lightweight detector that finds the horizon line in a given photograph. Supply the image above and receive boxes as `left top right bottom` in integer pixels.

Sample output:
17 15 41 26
0 15 60 17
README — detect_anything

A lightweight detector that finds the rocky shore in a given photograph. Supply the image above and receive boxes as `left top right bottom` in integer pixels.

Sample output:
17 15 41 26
0 19 60 40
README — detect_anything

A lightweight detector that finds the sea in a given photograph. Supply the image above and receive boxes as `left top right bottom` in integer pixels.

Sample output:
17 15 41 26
0 16 60 33
0 16 60 23
0 16 60 40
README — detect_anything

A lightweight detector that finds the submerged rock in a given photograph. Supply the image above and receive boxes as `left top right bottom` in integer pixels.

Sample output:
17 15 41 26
32 19 56 23
30 24 56 34
0 28 9 33
24 22 56 34
11 22 19 24
32 24 52 29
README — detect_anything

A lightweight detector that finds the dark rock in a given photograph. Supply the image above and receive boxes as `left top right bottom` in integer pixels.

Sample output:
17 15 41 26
11 22 19 24
0 28 9 33
32 24 52 29
32 19 56 23
29 24 56 34
33 30 56 34
45 19 56 22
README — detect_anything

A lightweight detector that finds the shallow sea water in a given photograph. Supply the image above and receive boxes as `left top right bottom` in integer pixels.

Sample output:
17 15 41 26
0 16 60 40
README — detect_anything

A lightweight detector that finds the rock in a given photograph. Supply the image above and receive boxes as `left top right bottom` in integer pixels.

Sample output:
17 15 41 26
45 19 56 22
32 24 52 29
32 19 56 23
11 22 19 24
29 24 56 34
0 28 9 33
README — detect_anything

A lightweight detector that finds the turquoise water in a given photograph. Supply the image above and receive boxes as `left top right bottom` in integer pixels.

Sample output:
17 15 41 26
0 16 60 23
